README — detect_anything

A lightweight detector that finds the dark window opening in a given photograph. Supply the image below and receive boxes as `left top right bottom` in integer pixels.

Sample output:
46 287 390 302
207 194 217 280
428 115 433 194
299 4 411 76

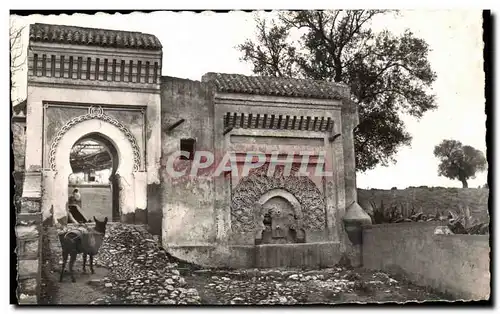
180 138 196 161
88 171 96 182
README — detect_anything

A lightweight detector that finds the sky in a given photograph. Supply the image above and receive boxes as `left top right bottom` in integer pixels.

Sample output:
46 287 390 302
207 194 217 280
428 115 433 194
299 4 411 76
9 10 487 189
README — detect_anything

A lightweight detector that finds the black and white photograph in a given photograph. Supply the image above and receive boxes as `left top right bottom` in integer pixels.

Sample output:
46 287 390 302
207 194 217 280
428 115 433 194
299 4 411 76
10 8 491 306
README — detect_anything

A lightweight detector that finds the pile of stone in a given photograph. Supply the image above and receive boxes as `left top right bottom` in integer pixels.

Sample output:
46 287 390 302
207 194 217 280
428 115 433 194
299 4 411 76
193 268 354 304
184 267 441 305
90 224 201 304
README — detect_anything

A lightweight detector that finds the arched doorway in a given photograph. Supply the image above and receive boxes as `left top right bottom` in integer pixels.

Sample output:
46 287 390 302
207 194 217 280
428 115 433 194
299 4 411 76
67 133 120 222
46 115 145 225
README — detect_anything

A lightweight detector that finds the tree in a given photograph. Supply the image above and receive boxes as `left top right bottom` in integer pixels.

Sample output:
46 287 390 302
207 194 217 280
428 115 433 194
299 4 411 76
238 10 437 171
10 20 26 106
433 139 487 188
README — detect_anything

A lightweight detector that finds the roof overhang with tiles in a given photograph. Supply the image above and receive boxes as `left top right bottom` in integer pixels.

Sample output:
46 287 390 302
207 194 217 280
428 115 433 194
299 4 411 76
29 23 162 50
201 72 359 134
27 23 162 91
201 72 350 101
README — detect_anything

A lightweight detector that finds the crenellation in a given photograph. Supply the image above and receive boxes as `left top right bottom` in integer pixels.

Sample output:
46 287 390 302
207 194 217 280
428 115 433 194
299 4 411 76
27 49 161 87
223 112 334 132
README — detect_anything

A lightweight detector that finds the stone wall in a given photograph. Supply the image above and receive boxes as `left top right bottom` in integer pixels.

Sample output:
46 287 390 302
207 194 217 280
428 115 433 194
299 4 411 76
12 118 26 172
255 242 342 268
158 76 363 268
16 204 42 304
159 76 215 247
362 222 490 300
13 171 25 213
358 188 490 222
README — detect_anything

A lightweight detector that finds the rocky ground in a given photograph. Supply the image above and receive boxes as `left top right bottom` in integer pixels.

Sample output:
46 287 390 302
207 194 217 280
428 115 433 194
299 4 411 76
41 223 449 305
184 267 449 304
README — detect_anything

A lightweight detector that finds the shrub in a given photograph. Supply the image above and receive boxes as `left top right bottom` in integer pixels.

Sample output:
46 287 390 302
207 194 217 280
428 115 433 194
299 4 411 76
368 201 488 235
447 205 489 235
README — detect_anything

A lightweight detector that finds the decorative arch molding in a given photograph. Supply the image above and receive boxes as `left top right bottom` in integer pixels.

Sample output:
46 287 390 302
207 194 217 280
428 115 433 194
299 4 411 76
48 106 141 171
256 189 303 218
45 115 143 224
230 164 326 233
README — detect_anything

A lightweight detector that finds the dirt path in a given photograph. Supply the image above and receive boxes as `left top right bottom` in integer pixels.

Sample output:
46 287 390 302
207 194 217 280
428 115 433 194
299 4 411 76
41 223 450 305
41 224 200 305
41 259 116 304
181 267 448 305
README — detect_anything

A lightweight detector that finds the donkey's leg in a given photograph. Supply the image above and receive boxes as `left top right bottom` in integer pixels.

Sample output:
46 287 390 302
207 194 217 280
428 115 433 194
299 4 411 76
69 253 77 283
89 255 95 274
82 253 87 273
59 250 69 282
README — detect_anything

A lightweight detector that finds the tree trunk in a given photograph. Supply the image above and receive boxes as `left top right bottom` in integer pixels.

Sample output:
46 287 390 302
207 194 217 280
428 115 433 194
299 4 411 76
460 178 468 188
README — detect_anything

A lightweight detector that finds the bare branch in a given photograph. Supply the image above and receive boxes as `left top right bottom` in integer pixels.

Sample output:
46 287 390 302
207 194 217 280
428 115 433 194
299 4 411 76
10 22 27 93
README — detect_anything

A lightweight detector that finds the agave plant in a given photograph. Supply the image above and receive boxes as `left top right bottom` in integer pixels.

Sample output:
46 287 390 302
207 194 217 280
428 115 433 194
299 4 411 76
368 200 488 235
447 204 489 235
370 201 422 224
369 200 399 224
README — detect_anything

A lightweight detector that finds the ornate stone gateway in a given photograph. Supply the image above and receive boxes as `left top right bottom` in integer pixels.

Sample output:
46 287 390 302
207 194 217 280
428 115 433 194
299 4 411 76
48 106 141 172
16 23 372 283
20 23 162 226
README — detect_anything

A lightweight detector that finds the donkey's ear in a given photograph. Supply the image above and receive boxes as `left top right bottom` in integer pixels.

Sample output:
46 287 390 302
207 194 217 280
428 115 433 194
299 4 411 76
94 216 97 222
104 217 108 224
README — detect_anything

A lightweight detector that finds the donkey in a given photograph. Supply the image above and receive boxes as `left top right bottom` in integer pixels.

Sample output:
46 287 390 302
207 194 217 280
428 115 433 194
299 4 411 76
58 216 108 282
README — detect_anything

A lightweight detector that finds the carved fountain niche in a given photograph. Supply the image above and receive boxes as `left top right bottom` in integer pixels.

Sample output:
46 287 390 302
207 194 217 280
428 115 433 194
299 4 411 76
230 164 330 267
254 192 306 245
231 164 327 247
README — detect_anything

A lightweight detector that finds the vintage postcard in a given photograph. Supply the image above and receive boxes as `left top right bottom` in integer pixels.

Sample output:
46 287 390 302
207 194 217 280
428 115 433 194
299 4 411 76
11 9 490 305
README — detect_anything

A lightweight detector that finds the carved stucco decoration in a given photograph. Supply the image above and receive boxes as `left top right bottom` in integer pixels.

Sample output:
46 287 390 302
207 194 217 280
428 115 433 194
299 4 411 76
231 163 326 233
48 106 141 172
